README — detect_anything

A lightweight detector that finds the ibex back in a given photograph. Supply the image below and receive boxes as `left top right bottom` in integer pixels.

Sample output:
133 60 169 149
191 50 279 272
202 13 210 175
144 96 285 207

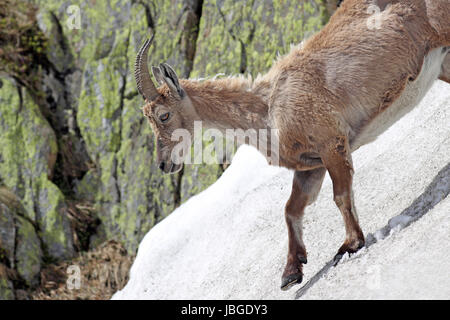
134 0 450 290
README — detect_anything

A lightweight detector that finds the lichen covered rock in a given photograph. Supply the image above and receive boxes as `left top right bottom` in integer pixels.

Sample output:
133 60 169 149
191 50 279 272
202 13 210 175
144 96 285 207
0 265 15 300
0 80 73 261
193 0 324 76
0 186 43 290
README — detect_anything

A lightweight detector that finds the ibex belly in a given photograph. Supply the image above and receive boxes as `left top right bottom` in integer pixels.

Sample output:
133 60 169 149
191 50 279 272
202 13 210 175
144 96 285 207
351 47 448 151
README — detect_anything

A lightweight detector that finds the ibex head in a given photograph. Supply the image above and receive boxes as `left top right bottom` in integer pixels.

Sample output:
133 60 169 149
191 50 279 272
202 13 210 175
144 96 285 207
135 36 196 174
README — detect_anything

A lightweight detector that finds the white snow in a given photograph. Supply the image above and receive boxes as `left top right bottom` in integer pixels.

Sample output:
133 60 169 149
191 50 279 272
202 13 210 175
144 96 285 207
113 80 450 300
302 196 450 299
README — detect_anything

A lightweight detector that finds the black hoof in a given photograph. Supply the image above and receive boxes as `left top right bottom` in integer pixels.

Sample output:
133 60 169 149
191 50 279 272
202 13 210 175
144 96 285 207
333 242 365 265
333 253 344 266
280 273 303 291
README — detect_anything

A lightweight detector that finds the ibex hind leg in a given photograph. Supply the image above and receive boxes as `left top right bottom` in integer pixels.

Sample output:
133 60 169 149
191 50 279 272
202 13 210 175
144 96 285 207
281 167 326 291
321 136 365 262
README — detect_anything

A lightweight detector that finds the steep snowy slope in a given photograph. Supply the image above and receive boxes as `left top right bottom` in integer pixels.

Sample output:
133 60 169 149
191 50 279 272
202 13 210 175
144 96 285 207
302 196 450 299
113 81 449 300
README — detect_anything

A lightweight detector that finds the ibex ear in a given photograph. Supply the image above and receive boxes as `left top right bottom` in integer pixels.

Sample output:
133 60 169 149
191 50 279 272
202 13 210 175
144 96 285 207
159 63 184 99
152 66 165 86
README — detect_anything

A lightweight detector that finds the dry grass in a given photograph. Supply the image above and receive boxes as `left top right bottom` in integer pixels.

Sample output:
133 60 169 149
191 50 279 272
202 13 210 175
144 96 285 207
0 0 47 89
66 202 100 252
31 240 135 300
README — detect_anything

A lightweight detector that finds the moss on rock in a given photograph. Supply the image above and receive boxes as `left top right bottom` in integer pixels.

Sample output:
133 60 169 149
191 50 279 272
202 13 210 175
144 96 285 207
0 79 73 261
193 0 324 77
0 264 14 300
0 186 43 288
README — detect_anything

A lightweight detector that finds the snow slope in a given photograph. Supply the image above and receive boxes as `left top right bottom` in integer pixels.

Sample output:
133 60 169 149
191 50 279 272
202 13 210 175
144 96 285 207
113 81 450 300
302 196 450 299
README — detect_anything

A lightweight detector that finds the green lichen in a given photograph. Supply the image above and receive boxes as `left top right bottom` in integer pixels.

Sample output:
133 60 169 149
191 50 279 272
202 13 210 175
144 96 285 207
77 60 123 156
0 274 14 300
0 186 43 287
0 79 73 261
192 0 324 77
32 174 73 261
15 215 42 286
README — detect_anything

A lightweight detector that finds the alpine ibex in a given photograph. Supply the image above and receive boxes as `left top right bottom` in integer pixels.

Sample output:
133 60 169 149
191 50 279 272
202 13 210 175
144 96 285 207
135 0 450 290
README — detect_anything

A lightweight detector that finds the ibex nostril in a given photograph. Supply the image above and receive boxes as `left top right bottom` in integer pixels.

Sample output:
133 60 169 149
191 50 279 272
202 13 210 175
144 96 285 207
159 162 165 171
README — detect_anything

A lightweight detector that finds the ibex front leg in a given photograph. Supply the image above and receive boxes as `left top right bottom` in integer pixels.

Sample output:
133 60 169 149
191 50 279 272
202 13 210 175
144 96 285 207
322 136 365 261
281 167 326 290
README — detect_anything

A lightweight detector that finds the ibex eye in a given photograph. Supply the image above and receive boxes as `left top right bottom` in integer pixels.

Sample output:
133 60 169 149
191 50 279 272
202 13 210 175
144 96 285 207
159 112 170 122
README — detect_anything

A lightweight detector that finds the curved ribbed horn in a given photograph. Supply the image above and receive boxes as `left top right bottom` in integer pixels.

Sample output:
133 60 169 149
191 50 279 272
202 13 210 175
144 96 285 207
135 33 159 101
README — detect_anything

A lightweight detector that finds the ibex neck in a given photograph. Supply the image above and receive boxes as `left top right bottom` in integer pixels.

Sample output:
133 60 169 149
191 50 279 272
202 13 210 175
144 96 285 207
181 78 270 132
